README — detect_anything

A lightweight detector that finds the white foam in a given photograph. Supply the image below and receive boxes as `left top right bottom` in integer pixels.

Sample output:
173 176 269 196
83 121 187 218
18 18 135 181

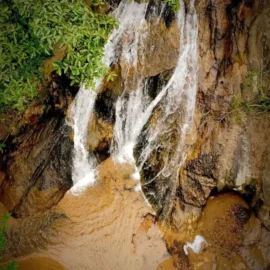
134 184 142 192
183 235 206 255
132 171 141 181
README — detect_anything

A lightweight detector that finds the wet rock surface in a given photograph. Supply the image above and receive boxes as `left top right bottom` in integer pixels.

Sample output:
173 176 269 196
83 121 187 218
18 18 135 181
0 74 76 218
86 113 113 159
0 118 73 218
179 154 217 207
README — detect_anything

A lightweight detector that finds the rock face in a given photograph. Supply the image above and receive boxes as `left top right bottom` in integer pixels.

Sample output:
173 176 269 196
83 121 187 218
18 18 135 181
135 19 180 78
153 1 265 240
179 154 217 207
0 75 76 218
0 118 73 218
6 0 267 226
180 0 270 230
155 0 270 231
87 113 113 159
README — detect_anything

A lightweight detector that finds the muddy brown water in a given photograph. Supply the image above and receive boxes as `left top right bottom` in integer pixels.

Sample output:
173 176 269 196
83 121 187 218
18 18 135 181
1 160 269 269
3 158 171 269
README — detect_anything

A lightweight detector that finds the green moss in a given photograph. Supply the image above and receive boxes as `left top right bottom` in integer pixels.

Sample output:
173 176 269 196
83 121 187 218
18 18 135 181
241 71 270 116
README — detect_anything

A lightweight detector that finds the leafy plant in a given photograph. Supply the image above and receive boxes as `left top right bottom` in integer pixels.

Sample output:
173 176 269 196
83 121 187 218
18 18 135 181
164 0 180 11
0 1 45 111
0 214 17 270
106 71 118 82
0 143 6 154
0 0 117 111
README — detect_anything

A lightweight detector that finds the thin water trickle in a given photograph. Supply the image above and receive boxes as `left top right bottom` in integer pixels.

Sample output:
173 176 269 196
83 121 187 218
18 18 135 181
68 85 98 194
104 0 150 68
139 0 198 172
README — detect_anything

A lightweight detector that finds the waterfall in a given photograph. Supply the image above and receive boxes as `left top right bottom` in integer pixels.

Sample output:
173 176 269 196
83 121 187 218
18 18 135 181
107 0 167 162
112 0 198 204
69 0 198 200
138 0 198 176
68 0 151 192
104 0 150 68
68 85 98 193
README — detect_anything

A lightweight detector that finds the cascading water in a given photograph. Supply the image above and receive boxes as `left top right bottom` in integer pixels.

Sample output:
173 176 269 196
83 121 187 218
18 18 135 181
69 0 198 205
104 0 150 69
111 0 198 210
68 85 98 193
137 0 198 213
68 0 152 192
104 0 152 162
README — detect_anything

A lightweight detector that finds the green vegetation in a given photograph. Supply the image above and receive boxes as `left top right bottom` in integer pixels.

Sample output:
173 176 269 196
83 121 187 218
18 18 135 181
0 214 17 270
232 70 270 118
242 71 270 114
220 70 270 123
0 142 6 154
0 0 117 112
164 0 180 11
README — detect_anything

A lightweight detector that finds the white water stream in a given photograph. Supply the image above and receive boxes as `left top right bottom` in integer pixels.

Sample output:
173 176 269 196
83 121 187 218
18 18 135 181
112 0 198 202
69 0 198 197
68 85 98 193
137 0 198 193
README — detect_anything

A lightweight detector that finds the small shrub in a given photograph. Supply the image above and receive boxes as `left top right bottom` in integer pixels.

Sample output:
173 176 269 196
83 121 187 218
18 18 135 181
164 0 180 11
0 143 6 154
0 0 117 111
242 71 270 115
223 69 270 123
